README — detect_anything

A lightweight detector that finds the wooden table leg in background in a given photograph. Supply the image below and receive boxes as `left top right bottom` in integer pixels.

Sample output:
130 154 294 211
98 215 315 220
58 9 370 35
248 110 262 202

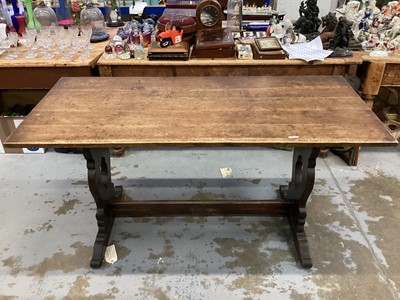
83 148 123 268
360 61 386 109
279 147 320 268
330 146 360 166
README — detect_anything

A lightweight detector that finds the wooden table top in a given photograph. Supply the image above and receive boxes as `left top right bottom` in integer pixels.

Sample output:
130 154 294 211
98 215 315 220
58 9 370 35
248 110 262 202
5 76 397 149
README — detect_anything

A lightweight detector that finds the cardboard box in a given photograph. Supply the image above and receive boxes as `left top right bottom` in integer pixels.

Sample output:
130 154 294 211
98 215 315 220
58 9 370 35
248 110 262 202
0 116 45 154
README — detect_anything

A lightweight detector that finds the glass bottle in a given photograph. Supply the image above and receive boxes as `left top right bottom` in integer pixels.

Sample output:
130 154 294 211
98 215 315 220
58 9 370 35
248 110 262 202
227 0 243 32
130 27 140 45
141 23 151 47
10 0 21 32
21 0 36 29
15 15 26 35
54 0 73 27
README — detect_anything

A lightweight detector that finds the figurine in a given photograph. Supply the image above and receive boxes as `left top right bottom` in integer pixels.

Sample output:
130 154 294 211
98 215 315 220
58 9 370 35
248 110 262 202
105 0 124 27
386 14 400 39
269 22 284 39
359 0 368 13
293 0 321 37
282 27 296 44
329 16 353 56
270 13 278 25
368 0 382 16
335 1 360 23
320 12 338 43
369 33 390 55
354 5 381 41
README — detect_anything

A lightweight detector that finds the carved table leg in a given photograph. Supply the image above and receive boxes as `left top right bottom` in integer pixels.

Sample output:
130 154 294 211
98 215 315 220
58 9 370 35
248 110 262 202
83 149 123 268
279 147 320 268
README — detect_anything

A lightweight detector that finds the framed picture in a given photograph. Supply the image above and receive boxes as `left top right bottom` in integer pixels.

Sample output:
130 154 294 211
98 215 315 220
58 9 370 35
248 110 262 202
232 31 241 39
255 31 267 38
242 31 255 38
255 37 282 51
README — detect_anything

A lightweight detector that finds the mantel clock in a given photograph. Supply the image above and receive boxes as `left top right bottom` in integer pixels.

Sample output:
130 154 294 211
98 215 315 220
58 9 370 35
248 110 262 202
195 0 223 31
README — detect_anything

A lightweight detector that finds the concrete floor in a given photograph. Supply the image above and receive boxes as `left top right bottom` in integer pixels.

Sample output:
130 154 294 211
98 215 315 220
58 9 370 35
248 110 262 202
0 145 399 299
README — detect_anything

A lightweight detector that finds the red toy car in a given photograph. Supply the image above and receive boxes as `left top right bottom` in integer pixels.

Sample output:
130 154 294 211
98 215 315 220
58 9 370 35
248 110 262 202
158 23 184 48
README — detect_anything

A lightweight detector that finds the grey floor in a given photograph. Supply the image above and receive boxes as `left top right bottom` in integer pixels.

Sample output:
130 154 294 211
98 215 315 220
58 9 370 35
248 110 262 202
0 145 399 299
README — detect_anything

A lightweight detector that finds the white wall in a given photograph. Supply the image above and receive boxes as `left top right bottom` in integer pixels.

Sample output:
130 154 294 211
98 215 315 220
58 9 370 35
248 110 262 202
277 0 338 21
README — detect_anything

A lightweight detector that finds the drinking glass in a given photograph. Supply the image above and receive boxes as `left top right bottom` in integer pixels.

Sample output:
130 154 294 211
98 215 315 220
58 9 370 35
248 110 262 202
5 32 19 60
78 25 93 60
53 26 68 54
0 38 11 57
21 28 38 59
36 28 54 59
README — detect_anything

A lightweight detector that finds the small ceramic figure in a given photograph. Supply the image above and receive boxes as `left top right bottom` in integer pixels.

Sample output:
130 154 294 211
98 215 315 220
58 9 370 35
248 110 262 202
269 22 284 39
368 0 382 16
359 7 373 30
270 13 278 25
386 15 400 39
335 1 360 23
369 33 389 55
359 0 368 13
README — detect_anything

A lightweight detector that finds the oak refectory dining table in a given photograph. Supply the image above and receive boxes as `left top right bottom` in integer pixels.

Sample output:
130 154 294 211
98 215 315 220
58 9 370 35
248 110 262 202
5 76 397 269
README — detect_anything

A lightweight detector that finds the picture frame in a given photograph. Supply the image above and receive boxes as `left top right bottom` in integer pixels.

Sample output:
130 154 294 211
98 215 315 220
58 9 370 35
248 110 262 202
255 31 267 38
241 31 255 38
232 31 241 39
255 37 282 51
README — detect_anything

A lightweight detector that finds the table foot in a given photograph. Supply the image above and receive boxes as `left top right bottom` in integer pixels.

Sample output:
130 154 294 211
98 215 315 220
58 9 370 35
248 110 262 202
90 209 115 268
279 147 319 268
90 187 123 268
280 184 312 268
83 149 123 268
288 211 312 268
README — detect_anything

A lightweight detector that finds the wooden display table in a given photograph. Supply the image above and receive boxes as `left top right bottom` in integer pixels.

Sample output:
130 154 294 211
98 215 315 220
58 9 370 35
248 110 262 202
5 76 396 269
98 50 363 77
358 54 400 107
0 40 109 90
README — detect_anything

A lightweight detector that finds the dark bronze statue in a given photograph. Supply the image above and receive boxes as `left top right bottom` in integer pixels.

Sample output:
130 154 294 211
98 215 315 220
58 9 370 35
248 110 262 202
294 0 322 37
320 12 339 43
328 16 353 57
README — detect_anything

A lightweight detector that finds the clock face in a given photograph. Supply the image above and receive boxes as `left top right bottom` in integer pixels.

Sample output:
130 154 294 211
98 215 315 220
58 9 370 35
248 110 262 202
199 5 220 27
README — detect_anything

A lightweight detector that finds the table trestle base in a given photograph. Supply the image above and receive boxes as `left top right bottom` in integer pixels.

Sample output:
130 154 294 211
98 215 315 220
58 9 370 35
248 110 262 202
83 147 319 269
